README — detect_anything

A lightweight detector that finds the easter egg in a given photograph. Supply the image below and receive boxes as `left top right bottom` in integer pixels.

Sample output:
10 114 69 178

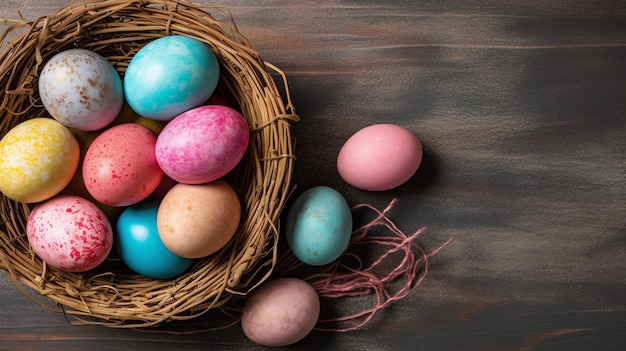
285 186 352 266
155 105 249 184
60 129 125 223
82 123 163 207
204 92 230 107
110 101 168 135
157 181 240 259
38 48 123 131
0 118 79 203
337 124 422 191
147 175 178 201
241 278 320 347
26 195 113 272
124 35 220 121
116 202 194 279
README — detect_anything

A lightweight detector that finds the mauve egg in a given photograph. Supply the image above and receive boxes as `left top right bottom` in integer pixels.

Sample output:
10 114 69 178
241 278 320 347
26 195 113 272
337 124 422 191
155 105 249 184
83 123 163 206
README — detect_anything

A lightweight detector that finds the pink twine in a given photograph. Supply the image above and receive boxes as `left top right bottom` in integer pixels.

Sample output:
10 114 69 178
273 198 453 332
137 198 452 334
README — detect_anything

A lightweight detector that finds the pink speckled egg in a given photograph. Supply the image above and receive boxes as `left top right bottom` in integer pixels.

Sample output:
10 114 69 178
26 195 113 272
83 123 163 206
155 105 249 184
337 124 422 191
241 278 320 347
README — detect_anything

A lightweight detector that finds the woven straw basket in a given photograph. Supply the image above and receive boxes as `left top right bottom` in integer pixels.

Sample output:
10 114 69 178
0 0 298 327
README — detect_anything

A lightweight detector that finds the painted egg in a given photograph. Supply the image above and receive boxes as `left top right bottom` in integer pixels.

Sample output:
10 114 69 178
60 129 125 223
337 124 422 191
157 181 241 259
241 278 320 347
124 35 220 121
82 123 163 207
38 48 123 131
116 201 194 279
204 92 230 107
147 175 178 201
155 105 249 184
285 186 352 266
110 101 167 135
26 195 113 272
0 118 79 203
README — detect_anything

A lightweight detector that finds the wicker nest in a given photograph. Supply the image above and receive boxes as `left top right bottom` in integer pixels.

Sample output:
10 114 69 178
0 0 298 327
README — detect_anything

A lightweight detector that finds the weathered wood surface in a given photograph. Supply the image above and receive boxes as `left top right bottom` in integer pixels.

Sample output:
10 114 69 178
1 0 625 350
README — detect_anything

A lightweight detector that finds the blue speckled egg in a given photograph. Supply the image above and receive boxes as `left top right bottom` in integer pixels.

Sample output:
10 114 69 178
123 35 220 121
116 201 194 279
285 186 353 266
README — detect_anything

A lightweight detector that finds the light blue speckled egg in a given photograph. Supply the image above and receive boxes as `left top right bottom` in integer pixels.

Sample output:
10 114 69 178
124 35 220 121
285 186 353 266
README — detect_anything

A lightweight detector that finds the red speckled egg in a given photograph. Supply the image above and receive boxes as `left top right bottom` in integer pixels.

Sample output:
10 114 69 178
26 195 113 272
155 105 249 184
83 123 163 206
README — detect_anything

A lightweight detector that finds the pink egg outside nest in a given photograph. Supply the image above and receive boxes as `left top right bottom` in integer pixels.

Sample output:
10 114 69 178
155 105 249 184
26 195 113 272
337 124 423 191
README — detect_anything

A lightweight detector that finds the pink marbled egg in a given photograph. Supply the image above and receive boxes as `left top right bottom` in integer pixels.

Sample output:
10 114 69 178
83 123 163 206
155 105 249 184
26 195 113 272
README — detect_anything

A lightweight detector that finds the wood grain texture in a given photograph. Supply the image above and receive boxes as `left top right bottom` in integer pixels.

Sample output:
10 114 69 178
1 0 625 350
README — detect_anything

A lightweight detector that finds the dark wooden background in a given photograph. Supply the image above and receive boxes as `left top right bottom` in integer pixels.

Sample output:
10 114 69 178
1 0 625 350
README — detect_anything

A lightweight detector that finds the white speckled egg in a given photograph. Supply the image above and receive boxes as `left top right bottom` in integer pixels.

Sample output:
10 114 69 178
38 48 123 131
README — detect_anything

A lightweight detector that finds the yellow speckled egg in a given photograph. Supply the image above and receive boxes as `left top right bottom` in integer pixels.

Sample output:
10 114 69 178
0 118 80 203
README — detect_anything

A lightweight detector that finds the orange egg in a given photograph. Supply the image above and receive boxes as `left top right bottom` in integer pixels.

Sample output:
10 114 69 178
157 180 241 258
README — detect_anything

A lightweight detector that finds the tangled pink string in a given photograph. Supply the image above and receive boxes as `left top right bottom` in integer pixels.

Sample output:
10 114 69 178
138 198 452 334
274 198 453 332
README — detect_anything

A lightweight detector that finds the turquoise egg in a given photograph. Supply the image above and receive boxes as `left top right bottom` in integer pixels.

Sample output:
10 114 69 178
285 186 353 266
116 201 194 279
124 35 220 121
